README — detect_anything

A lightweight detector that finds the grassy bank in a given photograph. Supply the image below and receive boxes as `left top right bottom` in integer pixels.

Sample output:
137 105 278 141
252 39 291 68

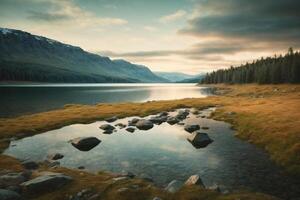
0 155 278 200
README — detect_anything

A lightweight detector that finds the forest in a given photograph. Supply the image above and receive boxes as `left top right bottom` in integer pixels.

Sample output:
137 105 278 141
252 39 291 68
201 48 300 84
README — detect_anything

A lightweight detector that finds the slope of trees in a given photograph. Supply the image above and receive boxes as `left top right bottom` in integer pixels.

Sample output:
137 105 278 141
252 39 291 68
201 48 300 84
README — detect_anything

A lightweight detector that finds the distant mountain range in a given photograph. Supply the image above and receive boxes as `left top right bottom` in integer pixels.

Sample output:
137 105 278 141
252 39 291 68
155 72 204 83
0 28 168 83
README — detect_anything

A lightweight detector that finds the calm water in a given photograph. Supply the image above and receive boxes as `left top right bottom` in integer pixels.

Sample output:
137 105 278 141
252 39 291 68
4 108 300 199
0 83 211 118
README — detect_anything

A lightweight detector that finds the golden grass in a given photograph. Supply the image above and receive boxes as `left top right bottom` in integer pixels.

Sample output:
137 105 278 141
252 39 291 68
19 166 277 200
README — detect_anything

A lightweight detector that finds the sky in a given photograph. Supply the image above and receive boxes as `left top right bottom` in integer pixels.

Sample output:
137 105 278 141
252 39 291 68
0 0 300 75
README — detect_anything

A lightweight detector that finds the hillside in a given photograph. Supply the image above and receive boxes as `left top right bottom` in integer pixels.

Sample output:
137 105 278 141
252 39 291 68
201 48 300 84
176 74 205 83
155 72 201 82
0 28 167 83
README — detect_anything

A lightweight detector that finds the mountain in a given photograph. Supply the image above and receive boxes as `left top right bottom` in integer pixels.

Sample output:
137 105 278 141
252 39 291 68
0 28 168 83
155 72 203 82
176 74 205 83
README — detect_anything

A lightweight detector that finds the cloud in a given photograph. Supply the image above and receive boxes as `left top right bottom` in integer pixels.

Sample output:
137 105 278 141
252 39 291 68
159 10 186 23
26 0 127 26
99 39 285 60
179 0 300 44
27 11 71 22
144 26 157 32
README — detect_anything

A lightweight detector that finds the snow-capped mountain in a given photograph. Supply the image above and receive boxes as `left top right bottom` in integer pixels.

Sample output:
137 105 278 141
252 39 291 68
0 28 168 83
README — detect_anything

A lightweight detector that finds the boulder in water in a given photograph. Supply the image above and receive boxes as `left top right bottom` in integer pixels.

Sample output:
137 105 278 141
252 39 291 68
167 117 179 125
99 124 115 131
184 124 200 133
126 127 135 133
70 137 101 151
187 132 213 148
136 119 154 130
128 118 140 126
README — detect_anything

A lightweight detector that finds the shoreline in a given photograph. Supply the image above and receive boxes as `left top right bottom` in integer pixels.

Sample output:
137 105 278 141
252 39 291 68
0 84 299 199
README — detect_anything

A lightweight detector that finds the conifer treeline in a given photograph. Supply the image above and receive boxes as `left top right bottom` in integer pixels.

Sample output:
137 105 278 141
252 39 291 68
201 48 300 84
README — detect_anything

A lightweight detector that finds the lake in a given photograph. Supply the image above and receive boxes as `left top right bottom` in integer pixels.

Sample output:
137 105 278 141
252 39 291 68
0 83 211 118
4 108 300 199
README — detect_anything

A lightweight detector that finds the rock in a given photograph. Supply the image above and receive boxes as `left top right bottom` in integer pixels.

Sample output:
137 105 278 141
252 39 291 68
177 122 185 126
21 172 72 193
167 117 179 125
21 160 38 170
78 166 85 170
0 189 22 200
70 137 101 151
128 118 140 126
149 116 168 125
184 174 204 186
115 123 126 129
125 127 135 133
47 153 64 160
136 119 154 130
176 109 189 120
103 130 113 134
158 111 168 117
105 116 118 123
99 124 115 131
184 124 200 133
165 180 183 193
0 172 27 188
202 126 209 130
187 132 213 149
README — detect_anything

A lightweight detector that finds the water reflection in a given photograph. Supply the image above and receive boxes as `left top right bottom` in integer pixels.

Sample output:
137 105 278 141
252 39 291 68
0 84 209 118
4 108 300 199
